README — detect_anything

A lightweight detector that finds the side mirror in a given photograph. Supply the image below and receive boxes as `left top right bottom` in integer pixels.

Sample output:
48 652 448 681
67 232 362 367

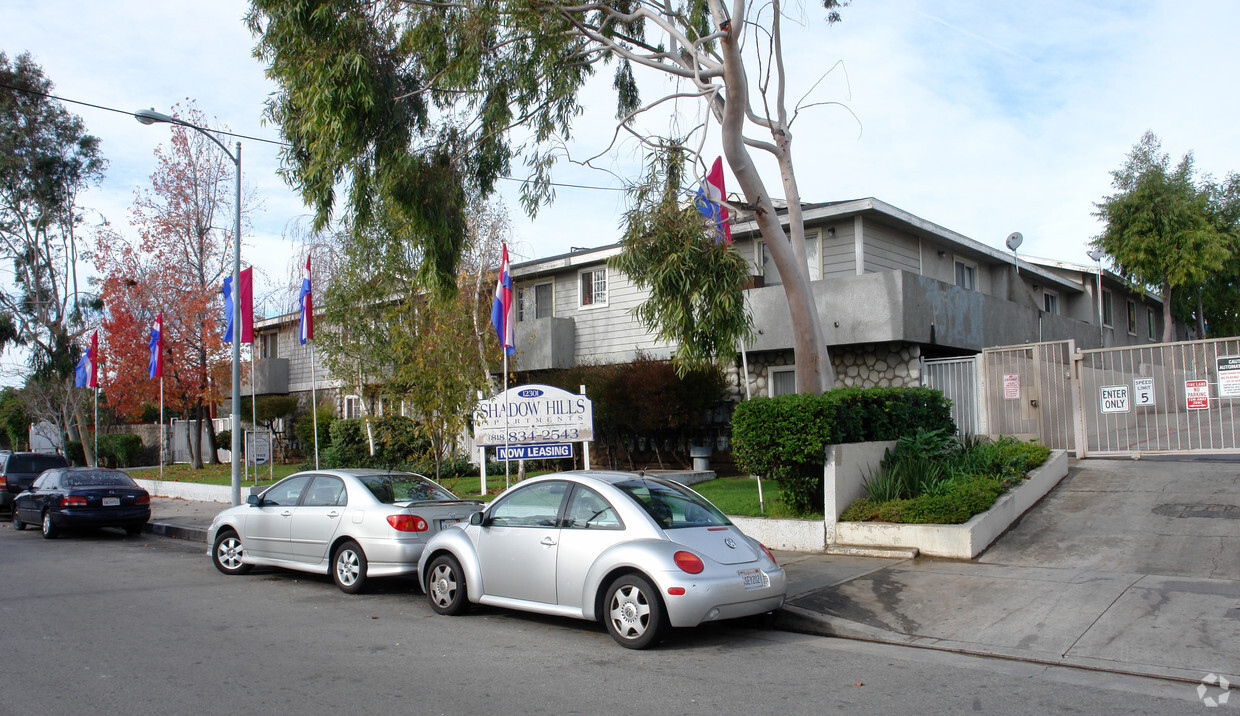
246 494 260 506
469 511 484 526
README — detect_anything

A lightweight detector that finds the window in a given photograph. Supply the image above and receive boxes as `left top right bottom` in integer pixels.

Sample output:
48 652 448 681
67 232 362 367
1043 290 1060 315
758 232 820 285
579 268 607 308
1102 290 1113 327
261 475 313 506
1148 309 1157 341
564 486 622 529
343 395 362 419
769 366 797 396
518 282 553 321
613 476 729 529
303 476 347 506
259 332 278 359
954 260 977 291
1127 300 1137 335
488 481 569 527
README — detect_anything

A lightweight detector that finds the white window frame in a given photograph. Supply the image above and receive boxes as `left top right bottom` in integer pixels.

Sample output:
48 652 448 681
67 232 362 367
578 267 608 309
518 281 553 322
758 231 820 285
259 332 278 359
1147 308 1157 341
1043 290 1060 315
768 366 797 397
343 395 362 419
1127 300 1137 335
954 258 977 292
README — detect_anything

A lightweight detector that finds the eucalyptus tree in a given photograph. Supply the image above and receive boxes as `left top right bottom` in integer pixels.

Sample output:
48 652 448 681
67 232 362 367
247 0 850 394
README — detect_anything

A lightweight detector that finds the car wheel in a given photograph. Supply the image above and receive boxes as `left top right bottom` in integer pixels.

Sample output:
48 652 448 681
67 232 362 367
425 554 468 615
124 524 144 537
12 509 26 531
41 511 58 540
211 530 253 575
332 540 368 594
604 574 666 649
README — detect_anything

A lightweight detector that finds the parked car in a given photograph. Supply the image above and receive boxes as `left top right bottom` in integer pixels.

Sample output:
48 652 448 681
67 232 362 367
2 451 70 512
417 470 787 649
12 467 151 538
207 469 484 594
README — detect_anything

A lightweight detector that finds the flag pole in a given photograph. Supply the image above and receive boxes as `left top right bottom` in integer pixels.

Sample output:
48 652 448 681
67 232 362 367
503 350 510 491
93 387 98 468
310 342 319 470
159 376 164 480
250 344 257 483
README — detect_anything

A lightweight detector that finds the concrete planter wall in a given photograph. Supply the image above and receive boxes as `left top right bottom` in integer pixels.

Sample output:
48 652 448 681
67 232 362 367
730 515 826 552
134 478 232 503
832 449 1069 558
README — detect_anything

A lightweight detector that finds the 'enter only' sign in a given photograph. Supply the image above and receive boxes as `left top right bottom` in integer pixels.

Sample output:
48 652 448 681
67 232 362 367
1100 385 1130 414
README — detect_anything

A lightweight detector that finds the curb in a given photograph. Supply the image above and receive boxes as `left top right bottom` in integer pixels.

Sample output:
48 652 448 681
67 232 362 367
145 521 208 544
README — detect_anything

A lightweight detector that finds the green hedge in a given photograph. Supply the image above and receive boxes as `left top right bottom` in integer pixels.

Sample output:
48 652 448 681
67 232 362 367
98 434 144 468
731 386 954 515
321 416 430 470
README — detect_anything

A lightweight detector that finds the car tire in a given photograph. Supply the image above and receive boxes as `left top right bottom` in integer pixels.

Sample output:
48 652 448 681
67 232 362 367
425 554 468 615
12 509 26 531
124 524 144 537
332 540 368 594
211 529 253 575
603 574 666 649
41 511 58 539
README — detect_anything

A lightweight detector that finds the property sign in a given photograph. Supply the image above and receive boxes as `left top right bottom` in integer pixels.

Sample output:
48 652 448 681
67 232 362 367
496 443 573 461
1186 380 1210 410
1133 378 1155 407
1003 374 1021 400
474 384 594 447
1100 385 1130 414
247 431 271 466
1216 356 1240 398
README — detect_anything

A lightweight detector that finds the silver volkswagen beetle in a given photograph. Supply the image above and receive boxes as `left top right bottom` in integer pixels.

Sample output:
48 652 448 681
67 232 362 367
207 469 483 593
417 470 786 648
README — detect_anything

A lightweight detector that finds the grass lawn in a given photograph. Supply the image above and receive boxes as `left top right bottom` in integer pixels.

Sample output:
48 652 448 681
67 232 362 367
692 476 814 519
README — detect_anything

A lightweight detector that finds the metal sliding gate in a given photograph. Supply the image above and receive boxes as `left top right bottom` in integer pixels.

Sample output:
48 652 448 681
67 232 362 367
1076 336 1240 457
921 355 983 436
982 340 1076 452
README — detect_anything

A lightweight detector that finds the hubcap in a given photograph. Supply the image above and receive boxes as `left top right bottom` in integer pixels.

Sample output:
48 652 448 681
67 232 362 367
218 538 243 569
609 584 650 639
430 565 456 607
337 550 359 585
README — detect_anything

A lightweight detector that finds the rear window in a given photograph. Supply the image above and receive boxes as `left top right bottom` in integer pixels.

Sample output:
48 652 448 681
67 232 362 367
359 473 458 504
614 477 730 529
62 471 138 488
6 454 68 473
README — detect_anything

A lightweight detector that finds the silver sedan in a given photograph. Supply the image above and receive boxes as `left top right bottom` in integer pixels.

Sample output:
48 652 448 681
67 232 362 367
417 470 786 649
207 469 483 594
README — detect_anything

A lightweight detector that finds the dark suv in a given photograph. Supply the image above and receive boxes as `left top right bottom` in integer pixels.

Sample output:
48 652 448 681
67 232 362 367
1 452 69 511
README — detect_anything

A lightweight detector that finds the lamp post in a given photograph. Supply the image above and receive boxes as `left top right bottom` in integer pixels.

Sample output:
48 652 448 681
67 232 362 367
1087 249 1105 347
136 108 243 506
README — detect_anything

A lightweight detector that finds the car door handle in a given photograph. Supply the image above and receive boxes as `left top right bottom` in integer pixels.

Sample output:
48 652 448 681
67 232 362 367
540 537 557 546
281 510 293 517
327 511 340 518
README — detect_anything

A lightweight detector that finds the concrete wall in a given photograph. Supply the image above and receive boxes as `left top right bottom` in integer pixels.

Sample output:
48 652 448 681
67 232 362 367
823 441 898 543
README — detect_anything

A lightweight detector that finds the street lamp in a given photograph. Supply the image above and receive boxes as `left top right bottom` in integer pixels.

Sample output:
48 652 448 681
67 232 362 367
136 108 243 506
1087 249 1105 347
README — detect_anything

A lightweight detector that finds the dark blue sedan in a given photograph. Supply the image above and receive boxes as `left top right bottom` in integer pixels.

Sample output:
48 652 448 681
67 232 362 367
12 467 151 539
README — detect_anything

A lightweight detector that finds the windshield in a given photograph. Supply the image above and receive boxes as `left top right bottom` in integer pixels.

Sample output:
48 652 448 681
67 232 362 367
359 473 458 504
63 471 137 488
614 477 730 529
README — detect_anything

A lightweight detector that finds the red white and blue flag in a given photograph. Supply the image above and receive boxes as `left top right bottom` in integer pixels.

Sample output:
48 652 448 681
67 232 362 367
490 243 515 356
75 330 98 388
299 255 313 345
148 313 163 379
693 156 732 244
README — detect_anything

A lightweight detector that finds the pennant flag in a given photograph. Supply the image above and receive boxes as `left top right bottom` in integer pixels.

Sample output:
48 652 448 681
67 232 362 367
299 255 313 345
490 243 515 356
148 313 163 379
693 156 732 244
222 276 234 343
239 266 254 344
75 330 98 388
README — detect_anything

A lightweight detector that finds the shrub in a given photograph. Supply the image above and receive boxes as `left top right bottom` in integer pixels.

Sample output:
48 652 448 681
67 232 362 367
97 433 143 468
294 404 335 456
323 416 431 470
66 440 85 466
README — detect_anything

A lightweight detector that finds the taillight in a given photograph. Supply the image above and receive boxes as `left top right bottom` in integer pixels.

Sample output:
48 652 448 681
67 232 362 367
135 494 151 506
673 550 704 574
387 514 428 532
760 543 777 565
62 495 88 507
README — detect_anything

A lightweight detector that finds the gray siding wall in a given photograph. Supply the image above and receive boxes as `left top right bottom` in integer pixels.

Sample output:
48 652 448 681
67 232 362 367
862 221 920 274
819 222 857 278
551 265 674 364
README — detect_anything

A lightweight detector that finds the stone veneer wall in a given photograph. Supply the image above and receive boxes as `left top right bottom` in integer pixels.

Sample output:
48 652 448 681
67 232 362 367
724 341 922 402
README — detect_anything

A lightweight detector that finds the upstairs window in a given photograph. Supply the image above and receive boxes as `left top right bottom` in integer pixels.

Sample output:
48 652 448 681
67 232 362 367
518 282 553 321
1127 300 1137 335
1147 309 1157 341
1043 290 1060 315
1102 290 1113 327
954 260 976 291
579 268 607 308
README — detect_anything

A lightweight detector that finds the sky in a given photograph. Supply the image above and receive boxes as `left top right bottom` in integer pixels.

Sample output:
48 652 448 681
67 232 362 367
4 0 1239 381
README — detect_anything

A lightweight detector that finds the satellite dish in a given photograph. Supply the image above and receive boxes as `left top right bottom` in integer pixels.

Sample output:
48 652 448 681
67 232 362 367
1005 232 1024 252
1087 249 1104 262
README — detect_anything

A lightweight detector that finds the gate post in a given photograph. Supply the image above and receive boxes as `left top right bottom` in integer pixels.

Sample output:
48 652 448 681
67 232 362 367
1071 348 1087 458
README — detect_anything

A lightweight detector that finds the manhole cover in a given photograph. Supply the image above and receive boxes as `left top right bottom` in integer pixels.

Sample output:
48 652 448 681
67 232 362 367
1152 503 1240 519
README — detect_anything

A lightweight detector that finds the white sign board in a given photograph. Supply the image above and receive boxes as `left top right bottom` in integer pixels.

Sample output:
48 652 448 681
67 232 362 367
1100 385 1130 414
247 431 271 466
1186 380 1210 410
1133 378 1155 407
496 443 573 461
1003 374 1020 400
1217 356 1240 398
474 384 594 447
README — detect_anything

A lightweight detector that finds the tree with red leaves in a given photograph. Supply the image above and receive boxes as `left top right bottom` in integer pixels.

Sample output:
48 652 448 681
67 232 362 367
94 103 252 468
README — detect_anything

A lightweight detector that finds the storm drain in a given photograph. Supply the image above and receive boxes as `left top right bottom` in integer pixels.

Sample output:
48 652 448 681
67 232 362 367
1153 503 1240 519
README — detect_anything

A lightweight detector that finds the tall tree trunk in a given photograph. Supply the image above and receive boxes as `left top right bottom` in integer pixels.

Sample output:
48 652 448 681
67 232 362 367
189 399 204 469
73 401 95 467
1162 283 1175 344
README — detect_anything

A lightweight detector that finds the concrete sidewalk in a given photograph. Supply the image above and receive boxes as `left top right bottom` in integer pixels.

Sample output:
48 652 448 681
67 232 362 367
146 458 1240 688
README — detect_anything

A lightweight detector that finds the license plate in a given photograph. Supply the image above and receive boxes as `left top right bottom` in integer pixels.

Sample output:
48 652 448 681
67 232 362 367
438 518 461 530
102 497 120 507
738 568 769 591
